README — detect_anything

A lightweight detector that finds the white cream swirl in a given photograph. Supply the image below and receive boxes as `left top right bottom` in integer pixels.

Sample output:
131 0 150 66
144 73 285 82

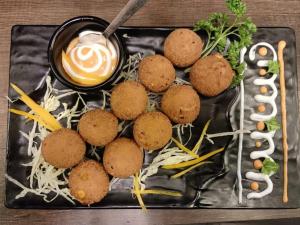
250 74 278 121
245 171 273 199
249 42 278 122
62 30 118 86
250 131 275 159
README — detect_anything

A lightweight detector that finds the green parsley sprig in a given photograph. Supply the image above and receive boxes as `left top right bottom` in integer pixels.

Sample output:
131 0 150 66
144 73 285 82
231 62 246 87
265 117 280 131
193 0 256 86
261 158 279 175
267 60 280 74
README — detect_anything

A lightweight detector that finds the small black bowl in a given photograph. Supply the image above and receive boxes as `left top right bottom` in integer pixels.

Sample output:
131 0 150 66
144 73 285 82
48 16 126 92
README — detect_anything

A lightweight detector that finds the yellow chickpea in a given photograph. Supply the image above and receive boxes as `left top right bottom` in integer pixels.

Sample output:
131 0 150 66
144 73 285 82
259 68 267 76
256 121 265 131
257 104 266 112
253 159 263 170
250 182 259 191
258 47 268 56
255 140 262 148
76 190 86 199
79 172 89 181
260 86 268 94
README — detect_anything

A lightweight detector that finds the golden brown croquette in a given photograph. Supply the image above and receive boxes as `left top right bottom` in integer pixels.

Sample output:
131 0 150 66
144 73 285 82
138 55 175 92
133 111 172 151
190 54 234 97
111 81 148 120
161 85 200 124
69 160 109 205
41 128 86 168
78 109 118 146
164 28 203 67
103 138 143 178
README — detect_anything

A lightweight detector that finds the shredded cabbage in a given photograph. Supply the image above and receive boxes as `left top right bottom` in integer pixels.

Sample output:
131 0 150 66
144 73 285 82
173 123 194 145
100 90 111 110
174 76 191 85
89 145 101 161
140 141 194 189
147 92 161 112
118 120 134 137
122 33 131 38
7 54 196 206
6 75 89 204
109 177 120 191
112 53 143 85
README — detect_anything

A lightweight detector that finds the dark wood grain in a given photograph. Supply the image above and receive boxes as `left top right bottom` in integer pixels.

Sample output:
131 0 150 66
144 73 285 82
0 0 300 224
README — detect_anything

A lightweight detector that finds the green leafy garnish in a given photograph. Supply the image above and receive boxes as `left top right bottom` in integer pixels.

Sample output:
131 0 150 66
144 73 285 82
226 0 246 17
267 60 280 74
265 117 280 131
193 0 256 86
261 158 279 175
231 62 246 87
227 40 241 69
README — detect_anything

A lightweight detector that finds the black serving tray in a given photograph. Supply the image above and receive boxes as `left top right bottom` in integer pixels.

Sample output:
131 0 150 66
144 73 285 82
5 25 300 209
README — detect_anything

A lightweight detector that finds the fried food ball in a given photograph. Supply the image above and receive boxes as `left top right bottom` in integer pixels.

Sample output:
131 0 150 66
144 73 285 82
69 160 109 205
138 55 175 92
41 128 85 168
190 53 234 97
111 80 148 120
103 138 143 178
161 85 200 124
78 109 118 146
133 111 172 151
164 28 203 67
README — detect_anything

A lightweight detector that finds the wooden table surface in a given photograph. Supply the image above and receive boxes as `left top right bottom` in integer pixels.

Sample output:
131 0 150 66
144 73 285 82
0 0 300 224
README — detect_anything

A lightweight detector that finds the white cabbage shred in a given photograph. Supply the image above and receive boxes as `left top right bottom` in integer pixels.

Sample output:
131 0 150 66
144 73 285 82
6 52 196 203
140 141 194 190
112 53 143 84
174 76 191 85
6 75 89 204
173 123 194 145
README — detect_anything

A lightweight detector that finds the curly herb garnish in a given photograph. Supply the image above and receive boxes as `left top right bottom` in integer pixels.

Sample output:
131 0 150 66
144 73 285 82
193 0 256 86
261 158 279 175
265 117 280 131
231 62 246 87
267 60 280 74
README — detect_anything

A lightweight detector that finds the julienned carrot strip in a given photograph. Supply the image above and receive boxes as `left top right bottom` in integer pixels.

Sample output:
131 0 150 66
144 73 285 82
9 109 55 131
171 138 199 159
10 83 62 131
139 189 182 197
192 120 211 153
162 147 224 169
171 161 213 179
133 173 146 211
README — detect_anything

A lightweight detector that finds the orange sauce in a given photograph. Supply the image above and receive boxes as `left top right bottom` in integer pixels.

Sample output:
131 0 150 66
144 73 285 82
62 31 118 86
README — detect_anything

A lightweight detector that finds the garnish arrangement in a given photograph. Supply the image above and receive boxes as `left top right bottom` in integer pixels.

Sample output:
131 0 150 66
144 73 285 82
5 0 296 210
193 0 256 86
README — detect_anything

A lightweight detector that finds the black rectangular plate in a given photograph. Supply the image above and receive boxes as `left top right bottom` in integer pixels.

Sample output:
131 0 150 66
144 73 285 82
5 25 300 209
